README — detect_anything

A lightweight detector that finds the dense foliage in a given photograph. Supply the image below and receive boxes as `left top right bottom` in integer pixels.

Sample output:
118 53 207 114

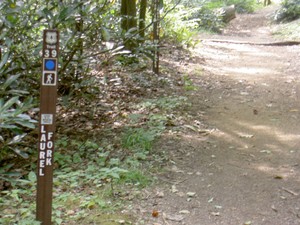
274 0 300 22
0 0 264 188
0 0 124 160
2 0 296 223
0 0 269 178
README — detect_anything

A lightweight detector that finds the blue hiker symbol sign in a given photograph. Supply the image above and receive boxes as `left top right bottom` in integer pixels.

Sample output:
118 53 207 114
42 58 57 86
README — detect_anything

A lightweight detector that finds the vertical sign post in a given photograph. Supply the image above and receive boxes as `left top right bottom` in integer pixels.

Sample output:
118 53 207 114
152 0 160 74
36 29 59 225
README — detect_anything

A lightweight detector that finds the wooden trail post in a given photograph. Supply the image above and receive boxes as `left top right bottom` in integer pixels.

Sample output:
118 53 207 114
36 29 59 225
152 0 160 74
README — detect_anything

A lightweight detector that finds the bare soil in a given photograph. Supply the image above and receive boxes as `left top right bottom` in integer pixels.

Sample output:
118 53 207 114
133 5 300 225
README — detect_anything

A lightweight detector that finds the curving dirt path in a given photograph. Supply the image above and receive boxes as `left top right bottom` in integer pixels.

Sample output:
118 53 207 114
134 5 300 225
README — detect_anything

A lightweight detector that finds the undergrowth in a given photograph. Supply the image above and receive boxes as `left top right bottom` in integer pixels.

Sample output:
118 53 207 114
0 96 188 224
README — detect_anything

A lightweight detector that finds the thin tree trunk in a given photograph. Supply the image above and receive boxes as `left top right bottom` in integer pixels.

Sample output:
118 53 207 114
139 0 147 41
121 0 137 31
152 0 159 74
121 0 137 50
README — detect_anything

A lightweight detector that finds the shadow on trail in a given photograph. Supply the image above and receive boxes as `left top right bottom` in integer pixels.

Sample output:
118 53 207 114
173 37 300 224
138 5 300 224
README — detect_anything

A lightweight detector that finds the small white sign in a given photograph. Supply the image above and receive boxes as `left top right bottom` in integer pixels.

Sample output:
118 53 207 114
42 72 57 86
41 114 53 125
46 31 58 45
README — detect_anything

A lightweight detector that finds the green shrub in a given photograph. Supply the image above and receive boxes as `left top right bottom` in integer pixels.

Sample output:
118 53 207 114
223 0 257 13
0 74 37 161
274 0 300 22
162 4 203 46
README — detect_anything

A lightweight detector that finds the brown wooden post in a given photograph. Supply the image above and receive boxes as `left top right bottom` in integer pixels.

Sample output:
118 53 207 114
36 29 59 225
152 0 160 74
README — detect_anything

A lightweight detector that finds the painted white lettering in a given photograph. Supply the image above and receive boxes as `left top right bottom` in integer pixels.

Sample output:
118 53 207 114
40 160 45 168
39 151 46 159
40 142 46 150
41 125 46 133
40 134 46 142
46 158 52 166
39 168 44 176
46 45 56 49
46 150 52 158
47 132 53 140
47 141 53 149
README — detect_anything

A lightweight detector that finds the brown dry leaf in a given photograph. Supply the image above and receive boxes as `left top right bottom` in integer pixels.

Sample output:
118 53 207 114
152 210 159 217
274 175 283 179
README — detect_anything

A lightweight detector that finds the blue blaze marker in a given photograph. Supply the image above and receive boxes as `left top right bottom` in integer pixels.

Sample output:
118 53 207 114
44 59 56 71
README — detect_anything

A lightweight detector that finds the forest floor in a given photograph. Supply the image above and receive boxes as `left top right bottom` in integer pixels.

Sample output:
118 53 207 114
132 5 300 225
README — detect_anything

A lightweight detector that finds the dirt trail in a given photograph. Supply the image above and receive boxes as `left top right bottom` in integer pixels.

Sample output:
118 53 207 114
134 6 300 225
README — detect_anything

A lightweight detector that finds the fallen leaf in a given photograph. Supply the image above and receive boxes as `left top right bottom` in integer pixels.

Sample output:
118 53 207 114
208 197 214 203
239 134 254 138
240 92 249 95
184 125 198 132
179 210 190 214
290 109 298 112
271 205 278 212
152 210 159 217
171 185 178 193
260 150 271 154
66 210 75 215
177 191 185 197
210 212 220 216
165 214 184 222
187 192 196 197
274 175 283 179
282 187 299 196
156 191 164 198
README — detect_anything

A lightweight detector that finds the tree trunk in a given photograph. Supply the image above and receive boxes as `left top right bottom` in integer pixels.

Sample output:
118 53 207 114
121 0 137 50
139 0 147 41
264 0 271 6
152 0 160 74
121 0 137 31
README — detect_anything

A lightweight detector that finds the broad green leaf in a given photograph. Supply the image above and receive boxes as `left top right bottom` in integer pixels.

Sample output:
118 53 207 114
28 171 37 183
101 27 111 41
15 120 35 129
8 134 27 145
2 171 21 177
2 75 21 90
7 89 29 96
0 52 9 70
109 172 120 179
0 96 18 113
11 147 29 159
17 114 31 120
58 6 75 22
6 14 18 25
9 3 17 9
0 124 18 129
55 218 63 225
0 163 15 172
